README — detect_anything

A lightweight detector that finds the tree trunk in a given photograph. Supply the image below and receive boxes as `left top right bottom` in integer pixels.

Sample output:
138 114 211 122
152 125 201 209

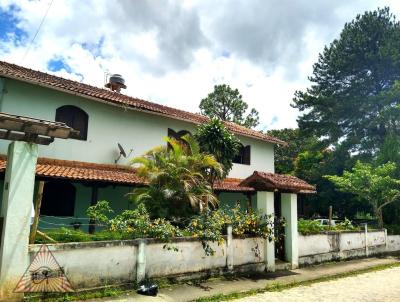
29 181 45 244
375 207 384 229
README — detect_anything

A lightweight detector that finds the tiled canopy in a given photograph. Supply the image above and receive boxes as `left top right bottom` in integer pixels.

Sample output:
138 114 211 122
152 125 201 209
239 171 316 193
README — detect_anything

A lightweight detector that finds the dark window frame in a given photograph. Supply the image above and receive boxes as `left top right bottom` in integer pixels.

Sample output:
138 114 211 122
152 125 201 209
41 181 76 217
167 128 192 149
233 144 251 165
55 105 89 140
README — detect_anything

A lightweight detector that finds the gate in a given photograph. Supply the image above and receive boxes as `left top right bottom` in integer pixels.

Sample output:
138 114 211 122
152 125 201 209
274 192 285 260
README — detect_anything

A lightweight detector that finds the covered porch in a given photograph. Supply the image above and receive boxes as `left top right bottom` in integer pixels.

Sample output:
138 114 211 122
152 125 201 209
240 171 316 270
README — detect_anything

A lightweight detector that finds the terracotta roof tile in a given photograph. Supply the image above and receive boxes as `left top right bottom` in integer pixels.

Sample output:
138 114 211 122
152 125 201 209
0 60 286 145
214 178 254 192
0 156 252 192
240 171 316 193
0 155 143 185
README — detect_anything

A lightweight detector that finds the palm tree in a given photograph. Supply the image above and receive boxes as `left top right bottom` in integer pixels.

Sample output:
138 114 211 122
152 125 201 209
129 135 223 219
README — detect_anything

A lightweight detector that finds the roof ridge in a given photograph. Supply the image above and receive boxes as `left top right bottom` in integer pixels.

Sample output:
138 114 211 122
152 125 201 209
0 60 286 145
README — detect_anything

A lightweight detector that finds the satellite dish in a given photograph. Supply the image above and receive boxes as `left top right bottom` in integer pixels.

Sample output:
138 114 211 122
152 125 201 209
115 143 132 164
118 143 127 158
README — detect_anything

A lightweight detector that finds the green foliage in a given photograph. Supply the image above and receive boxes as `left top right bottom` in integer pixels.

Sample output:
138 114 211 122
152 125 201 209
325 161 400 228
195 118 241 178
266 128 320 175
354 211 374 220
298 219 325 235
86 200 113 225
298 218 357 235
293 7 400 155
129 135 223 218
376 134 400 173
186 206 274 256
43 202 274 256
386 224 400 235
35 228 129 244
199 84 259 128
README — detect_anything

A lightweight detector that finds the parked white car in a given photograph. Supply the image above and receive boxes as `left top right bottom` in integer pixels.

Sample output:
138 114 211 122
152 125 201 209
315 219 336 226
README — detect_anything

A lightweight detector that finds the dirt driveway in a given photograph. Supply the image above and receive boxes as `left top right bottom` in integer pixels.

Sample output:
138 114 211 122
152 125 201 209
235 266 400 302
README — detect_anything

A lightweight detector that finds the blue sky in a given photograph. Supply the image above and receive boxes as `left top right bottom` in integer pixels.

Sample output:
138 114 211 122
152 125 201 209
0 5 27 44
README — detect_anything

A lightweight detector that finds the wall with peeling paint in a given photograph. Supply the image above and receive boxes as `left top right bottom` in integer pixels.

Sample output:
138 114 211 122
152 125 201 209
298 230 400 266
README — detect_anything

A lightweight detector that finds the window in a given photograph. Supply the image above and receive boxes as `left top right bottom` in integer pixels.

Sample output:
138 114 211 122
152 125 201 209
41 181 76 216
168 128 192 141
167 128 192 148
55 105 88 140
233 144 251 165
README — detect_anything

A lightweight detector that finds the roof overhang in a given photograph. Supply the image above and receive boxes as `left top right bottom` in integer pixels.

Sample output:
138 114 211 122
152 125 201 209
239 171 316 194
0 112 79 145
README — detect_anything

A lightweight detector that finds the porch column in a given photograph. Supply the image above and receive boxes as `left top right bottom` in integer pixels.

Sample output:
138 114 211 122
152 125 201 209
256 191 275 272
0 141 38 301
281 193 298 269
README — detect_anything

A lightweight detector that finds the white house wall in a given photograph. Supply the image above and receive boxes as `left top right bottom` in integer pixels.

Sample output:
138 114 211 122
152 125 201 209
0 79 274 178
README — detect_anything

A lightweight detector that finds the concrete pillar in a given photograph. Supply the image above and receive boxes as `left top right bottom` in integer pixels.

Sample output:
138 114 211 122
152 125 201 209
281 193 298 269
226 224 234 271
136 240 146 283
0 141 38 301
256 191 275 272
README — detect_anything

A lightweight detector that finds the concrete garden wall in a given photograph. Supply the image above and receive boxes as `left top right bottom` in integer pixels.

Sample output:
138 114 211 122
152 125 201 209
28 236 265 289
298 230 400 266
27 231 400 290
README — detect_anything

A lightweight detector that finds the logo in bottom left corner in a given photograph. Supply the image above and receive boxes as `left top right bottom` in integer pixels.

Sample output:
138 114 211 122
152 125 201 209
14 244 74 293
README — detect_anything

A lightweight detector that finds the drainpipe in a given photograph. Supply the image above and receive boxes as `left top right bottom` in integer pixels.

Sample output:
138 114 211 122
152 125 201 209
0 77 5 112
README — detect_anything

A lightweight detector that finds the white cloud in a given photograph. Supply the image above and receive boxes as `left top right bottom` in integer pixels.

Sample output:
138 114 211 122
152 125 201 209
0 0 398 130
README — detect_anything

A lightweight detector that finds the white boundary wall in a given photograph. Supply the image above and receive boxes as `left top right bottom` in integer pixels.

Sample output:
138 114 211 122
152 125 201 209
27 232 400 290
299 230 400 266
28 237 265 289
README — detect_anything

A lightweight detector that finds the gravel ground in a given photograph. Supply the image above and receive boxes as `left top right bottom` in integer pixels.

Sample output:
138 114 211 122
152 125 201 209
235 266 400 302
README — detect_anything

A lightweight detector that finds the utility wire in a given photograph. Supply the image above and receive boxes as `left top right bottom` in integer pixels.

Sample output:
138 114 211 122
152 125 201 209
20 0 54 63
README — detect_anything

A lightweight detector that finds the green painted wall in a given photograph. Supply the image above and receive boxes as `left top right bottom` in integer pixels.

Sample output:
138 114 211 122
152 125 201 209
218 192 257 212
37 181 133 232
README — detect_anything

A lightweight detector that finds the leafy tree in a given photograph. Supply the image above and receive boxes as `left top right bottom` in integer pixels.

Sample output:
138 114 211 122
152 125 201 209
195 118 241 180
129 135 223 219
266 128 320 174
293 7 400 156
325 161 400 228
200 84 260 128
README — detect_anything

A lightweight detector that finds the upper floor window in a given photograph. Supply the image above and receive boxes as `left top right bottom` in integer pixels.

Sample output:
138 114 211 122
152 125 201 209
167 128 192 148
168 128 192 141
233 144 251 165
41 181 76 217
55 105 88 140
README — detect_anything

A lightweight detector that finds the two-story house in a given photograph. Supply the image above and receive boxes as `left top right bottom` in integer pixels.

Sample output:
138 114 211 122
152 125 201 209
0 61 315 261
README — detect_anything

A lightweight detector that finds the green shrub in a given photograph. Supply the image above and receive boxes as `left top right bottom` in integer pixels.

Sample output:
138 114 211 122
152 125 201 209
298 219 325 235
298 218 358 235
386 224 400 235
39 202 274 256
185 206 274 255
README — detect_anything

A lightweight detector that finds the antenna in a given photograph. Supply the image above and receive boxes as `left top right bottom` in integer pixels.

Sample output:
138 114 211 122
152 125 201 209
118 143 127 158
115 143 133 163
